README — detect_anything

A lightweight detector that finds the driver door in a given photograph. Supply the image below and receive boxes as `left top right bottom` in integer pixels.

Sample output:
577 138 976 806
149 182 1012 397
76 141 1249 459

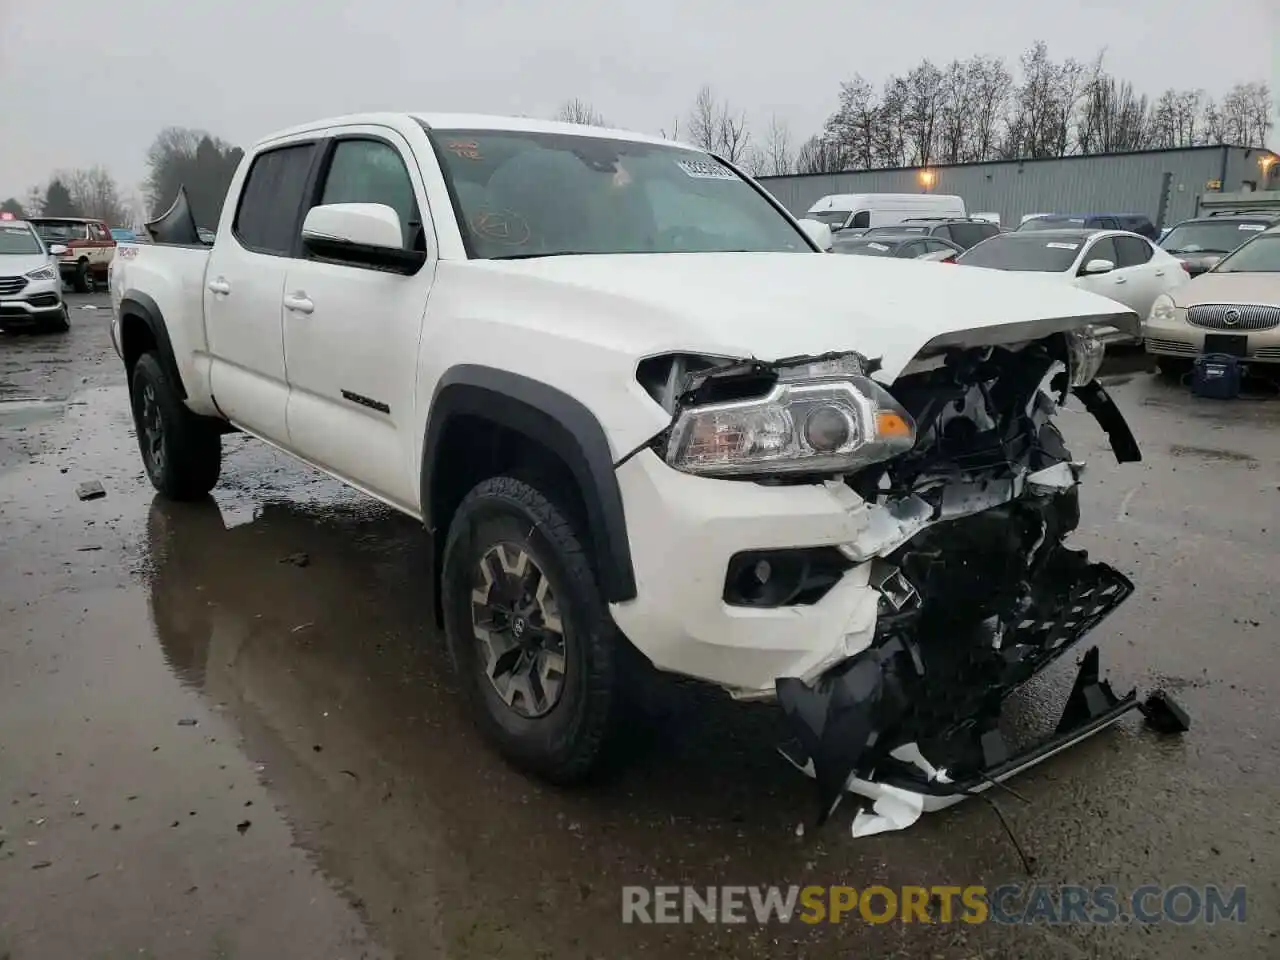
1076 235 1143 311
281 127 437 513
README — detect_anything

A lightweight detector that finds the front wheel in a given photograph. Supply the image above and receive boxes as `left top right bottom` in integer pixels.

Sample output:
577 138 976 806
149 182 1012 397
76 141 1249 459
130 352 222 500
47 304 70 333
440 475 621 783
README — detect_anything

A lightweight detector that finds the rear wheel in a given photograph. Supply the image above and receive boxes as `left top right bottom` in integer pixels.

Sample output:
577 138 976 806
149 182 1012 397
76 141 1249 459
73 259 92 293
130 352 222 500
440 475 621 783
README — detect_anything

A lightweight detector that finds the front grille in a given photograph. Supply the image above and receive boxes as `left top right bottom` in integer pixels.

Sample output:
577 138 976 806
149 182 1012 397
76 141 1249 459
0 276 27 296
1145 337 1197 355
1253 346 1280 361
1186 303 1280 331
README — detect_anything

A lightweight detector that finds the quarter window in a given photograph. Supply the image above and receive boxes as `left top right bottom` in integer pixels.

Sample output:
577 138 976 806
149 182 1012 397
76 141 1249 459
233 143 317 256
1114 235 1154 267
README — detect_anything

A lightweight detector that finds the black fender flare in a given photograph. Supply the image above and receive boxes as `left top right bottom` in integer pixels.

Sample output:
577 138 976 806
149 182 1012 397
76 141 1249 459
118 290 186 398
421 365 637 603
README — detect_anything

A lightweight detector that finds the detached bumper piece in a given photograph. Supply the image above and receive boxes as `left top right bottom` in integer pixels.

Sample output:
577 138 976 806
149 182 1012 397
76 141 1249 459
777 543 1184 829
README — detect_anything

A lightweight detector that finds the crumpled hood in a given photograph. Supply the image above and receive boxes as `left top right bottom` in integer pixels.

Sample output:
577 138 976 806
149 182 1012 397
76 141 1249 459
0 253 56 279
470 253 1133 379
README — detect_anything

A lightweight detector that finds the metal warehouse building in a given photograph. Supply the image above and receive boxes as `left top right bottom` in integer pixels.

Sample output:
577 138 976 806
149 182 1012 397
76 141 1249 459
757 145 1278 229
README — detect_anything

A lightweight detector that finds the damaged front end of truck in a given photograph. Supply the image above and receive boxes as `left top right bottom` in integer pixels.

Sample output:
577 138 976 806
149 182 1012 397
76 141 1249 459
639 323 1185 832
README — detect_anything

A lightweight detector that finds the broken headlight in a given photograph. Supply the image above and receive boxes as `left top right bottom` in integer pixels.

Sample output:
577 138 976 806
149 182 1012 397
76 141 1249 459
665 374 915 478
1066 327 1105 387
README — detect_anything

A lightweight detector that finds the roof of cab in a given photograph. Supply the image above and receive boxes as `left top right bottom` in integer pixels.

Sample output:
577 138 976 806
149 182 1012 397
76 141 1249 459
255 111 694 151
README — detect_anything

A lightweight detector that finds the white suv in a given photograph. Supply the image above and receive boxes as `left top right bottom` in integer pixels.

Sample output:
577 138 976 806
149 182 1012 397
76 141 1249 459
110 113 1155 819
0 219 70 332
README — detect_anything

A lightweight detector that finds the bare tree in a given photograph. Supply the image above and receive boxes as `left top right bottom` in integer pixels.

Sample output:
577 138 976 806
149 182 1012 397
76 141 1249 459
760 115 794 175
825 76 879 169
554 98 608 126
1076 52 1150 154
1 197 26 218
900 60 945 166
685 85 752 163
658 117 681 141
60 166 129 225
144 127 244 229
795 135 847 174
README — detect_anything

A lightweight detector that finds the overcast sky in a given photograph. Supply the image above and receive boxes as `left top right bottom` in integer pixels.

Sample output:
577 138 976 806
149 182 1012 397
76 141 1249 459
1 0 1276 203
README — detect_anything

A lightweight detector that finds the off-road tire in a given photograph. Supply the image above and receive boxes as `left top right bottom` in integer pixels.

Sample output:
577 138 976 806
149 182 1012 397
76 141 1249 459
130 352 222 500
441 475 620 784
73 259 92 293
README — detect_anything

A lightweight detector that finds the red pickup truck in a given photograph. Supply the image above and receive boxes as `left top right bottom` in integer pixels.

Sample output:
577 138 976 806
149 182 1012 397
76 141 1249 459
29 217 116 292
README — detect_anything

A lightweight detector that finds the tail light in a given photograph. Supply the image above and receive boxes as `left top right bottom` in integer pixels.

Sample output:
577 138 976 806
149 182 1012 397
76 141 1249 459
1179 261 1190 274
941 254 957 264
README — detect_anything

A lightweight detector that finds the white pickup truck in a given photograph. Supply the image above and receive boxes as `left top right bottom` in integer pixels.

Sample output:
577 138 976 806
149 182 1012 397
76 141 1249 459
110 112 1159 822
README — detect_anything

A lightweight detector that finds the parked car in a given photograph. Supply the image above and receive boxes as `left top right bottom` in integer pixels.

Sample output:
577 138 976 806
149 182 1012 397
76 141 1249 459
1018 214 1159 240
956 228 1187 343
1144 225 1280 376
110 111 1149 819
0 219 70 332
863 216 1001 250
804 193 966 233
1157 212 1279 277
831 232 963 262
28 216 116 291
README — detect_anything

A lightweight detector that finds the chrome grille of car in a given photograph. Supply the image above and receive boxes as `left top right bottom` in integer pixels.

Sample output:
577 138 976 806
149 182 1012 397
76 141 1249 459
0 276 28 296
1186 303 1280 331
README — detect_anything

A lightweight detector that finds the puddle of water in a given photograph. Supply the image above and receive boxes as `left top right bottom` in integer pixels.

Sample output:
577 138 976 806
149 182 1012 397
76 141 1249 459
0 397 65 427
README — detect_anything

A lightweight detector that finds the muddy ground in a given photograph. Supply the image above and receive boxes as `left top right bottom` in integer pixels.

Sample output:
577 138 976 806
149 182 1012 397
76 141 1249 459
1 292 1278 959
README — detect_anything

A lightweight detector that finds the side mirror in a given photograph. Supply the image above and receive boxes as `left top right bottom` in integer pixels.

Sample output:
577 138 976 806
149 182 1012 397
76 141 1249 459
48 244 68 256
1082 258 1115 275
797 218 833 252
301 203 425 274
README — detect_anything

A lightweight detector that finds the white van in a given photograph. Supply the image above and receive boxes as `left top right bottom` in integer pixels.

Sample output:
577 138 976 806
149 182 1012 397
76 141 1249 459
805 193 966 232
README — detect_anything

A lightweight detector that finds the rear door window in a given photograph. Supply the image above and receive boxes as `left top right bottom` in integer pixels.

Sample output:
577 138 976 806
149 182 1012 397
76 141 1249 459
850 211 870 228
1114 235 1154 267
233 143 317 256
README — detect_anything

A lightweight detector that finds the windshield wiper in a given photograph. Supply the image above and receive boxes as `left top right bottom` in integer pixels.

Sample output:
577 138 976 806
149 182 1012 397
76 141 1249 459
487 251 606 260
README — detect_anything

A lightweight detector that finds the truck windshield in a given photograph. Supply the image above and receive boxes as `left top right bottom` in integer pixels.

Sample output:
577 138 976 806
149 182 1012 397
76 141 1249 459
0 225 43 255
31 220 88 241
428 129 812 258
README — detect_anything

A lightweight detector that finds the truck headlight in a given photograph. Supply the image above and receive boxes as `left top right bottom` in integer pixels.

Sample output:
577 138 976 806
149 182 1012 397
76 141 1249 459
665 375 915 478
1065 327 1105 387
1148 293 1176 324
25 265 58 282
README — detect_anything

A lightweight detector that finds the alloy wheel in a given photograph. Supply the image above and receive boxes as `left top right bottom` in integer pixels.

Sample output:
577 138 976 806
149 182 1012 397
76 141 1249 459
471 542 567 718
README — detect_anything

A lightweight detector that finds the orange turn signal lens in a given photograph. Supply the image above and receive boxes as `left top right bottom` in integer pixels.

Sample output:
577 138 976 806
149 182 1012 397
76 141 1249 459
876 411 912 438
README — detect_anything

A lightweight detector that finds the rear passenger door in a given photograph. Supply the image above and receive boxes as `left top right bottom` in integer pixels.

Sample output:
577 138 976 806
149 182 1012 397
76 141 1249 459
1112 234 1166 316
205 136 319 443
281 127 437 512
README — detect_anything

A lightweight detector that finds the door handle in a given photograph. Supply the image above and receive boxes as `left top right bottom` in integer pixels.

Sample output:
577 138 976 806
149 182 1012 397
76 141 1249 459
207 277 230 295
1154 270 1166 276
1114 276 1127 284
283 292 314 315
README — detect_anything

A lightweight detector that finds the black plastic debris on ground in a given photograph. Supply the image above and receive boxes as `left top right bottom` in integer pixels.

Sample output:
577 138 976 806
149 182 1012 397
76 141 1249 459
75 480 106 501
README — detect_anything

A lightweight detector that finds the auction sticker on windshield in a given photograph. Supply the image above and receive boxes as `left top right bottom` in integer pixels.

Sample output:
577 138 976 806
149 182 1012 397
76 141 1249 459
868 242 890 251
1239 224 1266 231
1046 242 1080 250
676 158 737 180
